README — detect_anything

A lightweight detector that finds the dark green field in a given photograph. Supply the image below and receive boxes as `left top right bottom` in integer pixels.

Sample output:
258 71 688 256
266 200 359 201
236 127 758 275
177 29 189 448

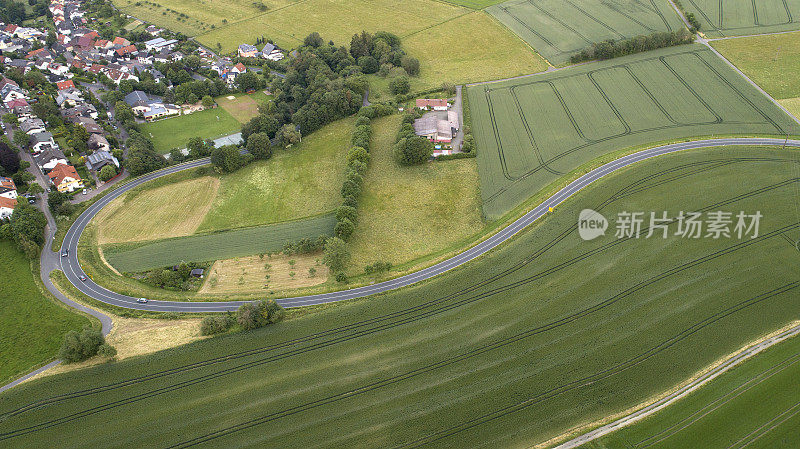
100 214 336 273
487 0 685 65
682 0 800 38
584 330 800 448
468 44 800 219
2 146 800 448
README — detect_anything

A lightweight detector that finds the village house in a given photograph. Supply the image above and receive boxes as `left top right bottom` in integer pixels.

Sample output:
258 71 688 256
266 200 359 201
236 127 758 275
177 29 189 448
0 195 16 219
85 149 118 170
33 147 68 173
29 131 57 153
48 162 83 193
19 117 46 135
416 98 449 111
238 44 258 58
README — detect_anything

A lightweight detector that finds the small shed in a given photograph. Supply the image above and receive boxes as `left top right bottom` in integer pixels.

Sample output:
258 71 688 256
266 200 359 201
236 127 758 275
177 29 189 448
190 268 205 278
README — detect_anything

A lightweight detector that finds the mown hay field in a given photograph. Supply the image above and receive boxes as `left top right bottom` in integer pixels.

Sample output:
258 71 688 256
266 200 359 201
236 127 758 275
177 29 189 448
681 0 800 38
712 30 800 100
468 44 800 219
95 176 220 244
194 0 468 51
347 115 484 274
100 213 336 273
4 146 800 448
585 323 800 448
487 0 686 66
201 252 329 294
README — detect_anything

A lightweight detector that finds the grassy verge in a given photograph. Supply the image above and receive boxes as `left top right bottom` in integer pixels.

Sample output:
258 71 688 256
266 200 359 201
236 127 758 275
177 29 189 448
0 242 93 386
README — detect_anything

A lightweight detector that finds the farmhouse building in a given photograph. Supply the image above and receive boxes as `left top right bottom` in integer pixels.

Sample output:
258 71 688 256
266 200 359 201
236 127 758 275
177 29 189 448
416 98 448 111
413 110 459 143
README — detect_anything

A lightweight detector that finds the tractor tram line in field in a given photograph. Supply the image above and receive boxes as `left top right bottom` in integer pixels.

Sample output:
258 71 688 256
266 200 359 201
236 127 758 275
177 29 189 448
4 161 800 444
5 157 794 419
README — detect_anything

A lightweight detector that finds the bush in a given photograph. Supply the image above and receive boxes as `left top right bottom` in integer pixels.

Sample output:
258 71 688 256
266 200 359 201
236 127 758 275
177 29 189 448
335 205 358 224
200 314 235 335
59 327 105 363
393 136 433 165
334 218 355 241
236 299 284 330
99 164 117 181
347 146 370 165
283 235 327 255
388 76 410 95
97 343 118 359
323 237 351 272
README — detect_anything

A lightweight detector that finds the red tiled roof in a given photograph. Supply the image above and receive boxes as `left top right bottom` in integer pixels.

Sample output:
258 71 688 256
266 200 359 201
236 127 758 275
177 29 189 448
48 163 80 187
7 99 29 108
0 176 16 191
26 48 47 59
415 99 448 109
112 37 130 46
234 63 246 72
56 80 75 91
0 196 17 210
5 24 18 33
116 44 136 56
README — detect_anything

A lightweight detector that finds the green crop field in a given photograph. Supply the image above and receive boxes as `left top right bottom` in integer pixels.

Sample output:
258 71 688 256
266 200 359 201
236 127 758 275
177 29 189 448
487 0 686 66
584 331 800 448
3 146 800 447
442 0 507 9
468 45 800 219
712 30 800 100
681 0 800 38
0 241 92 386
140 107 242 154
100 214 336 273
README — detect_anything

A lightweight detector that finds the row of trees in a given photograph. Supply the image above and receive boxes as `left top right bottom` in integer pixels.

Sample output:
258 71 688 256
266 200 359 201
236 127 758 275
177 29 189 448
569 29 695 64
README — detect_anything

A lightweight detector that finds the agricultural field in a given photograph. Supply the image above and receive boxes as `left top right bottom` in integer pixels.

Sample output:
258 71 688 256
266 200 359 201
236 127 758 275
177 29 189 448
487 0 686 65
468 44 800 219
712 30 800 100
781 97 800 120
111 0 294 36
139 107 241 154
584 329 800 448
216 91 272 124
681 0 800 38
100 214 336 273
0 241 92 386
195 0 468 51
402 11 548 88
95 175 220 244
442 0 507 8
3 146 800 448
200 252 329 295
347 115 484 274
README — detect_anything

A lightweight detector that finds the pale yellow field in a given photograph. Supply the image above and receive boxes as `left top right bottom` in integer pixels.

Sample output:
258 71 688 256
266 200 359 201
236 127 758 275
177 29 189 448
196 0 468 51
779 98 800 121
347 115 484 274
404 11 548 87
113 0 296 36
201 252 328 294
95 176 220 244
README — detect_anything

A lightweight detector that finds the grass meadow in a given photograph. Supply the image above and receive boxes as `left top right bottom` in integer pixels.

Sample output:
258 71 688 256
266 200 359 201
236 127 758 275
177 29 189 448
196 117 353 232
4 146 800 448
584 327 800 448
681 0 800 37
487 0 686 65
468 44 800 219
201 252 329 295
140 107 241 154
347 115 484 274
0 241 92 386
712 30 800 100
216 92 271 124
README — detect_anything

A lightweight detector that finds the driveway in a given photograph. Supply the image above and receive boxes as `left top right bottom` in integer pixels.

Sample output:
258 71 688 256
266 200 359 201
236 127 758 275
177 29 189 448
450 85 464 151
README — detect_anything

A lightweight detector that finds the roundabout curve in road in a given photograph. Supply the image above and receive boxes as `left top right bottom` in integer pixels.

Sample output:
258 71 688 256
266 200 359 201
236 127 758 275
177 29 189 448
60 138 800 312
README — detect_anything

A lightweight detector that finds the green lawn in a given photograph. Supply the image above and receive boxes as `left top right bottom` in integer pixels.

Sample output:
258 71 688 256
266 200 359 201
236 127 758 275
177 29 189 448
487 0 686 65
468 44 800 219
347 115 484 274
0 241 92 386
139 107 242 154
712 30 800 100
681 0 800 38
584 330 800 448
2 146 800 448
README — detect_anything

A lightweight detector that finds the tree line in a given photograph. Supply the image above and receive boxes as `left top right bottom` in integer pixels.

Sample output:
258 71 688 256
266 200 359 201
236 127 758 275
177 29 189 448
569 29 694 64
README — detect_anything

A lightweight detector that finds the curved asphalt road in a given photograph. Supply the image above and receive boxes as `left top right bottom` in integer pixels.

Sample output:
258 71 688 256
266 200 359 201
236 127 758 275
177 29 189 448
61 138 800 312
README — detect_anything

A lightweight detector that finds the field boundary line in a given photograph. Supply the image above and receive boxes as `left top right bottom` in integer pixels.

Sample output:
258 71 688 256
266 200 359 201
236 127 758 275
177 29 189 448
545 320 800 449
